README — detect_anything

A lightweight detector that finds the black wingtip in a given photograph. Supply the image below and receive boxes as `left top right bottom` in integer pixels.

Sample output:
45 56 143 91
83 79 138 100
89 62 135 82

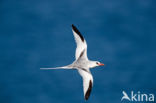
85 80 92 100
71 24 74 27
71 24 85 42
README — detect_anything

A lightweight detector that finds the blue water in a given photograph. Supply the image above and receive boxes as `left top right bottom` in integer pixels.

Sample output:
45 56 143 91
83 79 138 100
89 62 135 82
0 0 156 103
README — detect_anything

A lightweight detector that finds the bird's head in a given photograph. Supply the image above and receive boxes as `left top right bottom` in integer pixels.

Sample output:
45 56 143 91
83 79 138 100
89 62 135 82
89 61 104 68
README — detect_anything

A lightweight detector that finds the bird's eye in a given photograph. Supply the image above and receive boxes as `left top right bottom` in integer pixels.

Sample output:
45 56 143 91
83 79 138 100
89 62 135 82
96 62 99 64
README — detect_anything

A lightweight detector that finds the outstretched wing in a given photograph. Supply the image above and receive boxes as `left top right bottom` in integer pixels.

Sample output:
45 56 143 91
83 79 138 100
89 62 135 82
72 24 88 60
78 69 93 100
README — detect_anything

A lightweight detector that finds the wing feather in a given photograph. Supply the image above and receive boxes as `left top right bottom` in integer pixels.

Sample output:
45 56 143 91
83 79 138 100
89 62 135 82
72 24 88 60
78 69 93 100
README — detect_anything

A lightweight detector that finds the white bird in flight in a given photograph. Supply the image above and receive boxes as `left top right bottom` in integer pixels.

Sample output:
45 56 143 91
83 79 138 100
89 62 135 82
40 24 104 100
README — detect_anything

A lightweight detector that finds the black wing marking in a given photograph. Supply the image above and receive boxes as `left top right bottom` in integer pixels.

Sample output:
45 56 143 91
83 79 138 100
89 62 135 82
79 67 90 74
79 49 85 59
85 80 92 100
72 24 84 42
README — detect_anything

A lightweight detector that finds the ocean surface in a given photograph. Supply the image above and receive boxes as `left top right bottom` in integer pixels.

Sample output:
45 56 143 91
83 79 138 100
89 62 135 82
0 0 156 103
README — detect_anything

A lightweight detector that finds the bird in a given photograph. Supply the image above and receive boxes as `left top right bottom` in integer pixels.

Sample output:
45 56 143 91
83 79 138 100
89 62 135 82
40 24 104 100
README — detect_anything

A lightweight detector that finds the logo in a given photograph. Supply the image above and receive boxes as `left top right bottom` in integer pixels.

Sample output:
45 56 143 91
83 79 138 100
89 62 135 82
121 91 154 102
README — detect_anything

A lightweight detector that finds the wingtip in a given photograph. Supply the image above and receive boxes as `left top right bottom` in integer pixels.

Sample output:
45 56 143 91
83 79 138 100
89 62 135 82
71 24 76 29
85 96 89 101
84 80 92 101
71 24 85 42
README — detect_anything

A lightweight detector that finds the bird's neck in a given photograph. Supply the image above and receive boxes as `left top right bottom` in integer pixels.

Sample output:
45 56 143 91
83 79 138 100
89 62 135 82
88 61 97 68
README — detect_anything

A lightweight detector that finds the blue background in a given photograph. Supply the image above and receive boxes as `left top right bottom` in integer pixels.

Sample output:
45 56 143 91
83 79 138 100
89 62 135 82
0 0 156 103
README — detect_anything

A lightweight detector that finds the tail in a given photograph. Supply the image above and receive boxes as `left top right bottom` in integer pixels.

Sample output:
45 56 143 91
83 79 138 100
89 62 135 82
40 65 73 70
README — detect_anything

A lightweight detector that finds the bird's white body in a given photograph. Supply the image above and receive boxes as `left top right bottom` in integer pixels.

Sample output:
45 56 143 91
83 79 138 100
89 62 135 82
40 24 104 100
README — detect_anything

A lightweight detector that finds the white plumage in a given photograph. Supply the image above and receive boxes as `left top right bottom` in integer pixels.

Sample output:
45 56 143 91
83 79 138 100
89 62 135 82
40 24 104 100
